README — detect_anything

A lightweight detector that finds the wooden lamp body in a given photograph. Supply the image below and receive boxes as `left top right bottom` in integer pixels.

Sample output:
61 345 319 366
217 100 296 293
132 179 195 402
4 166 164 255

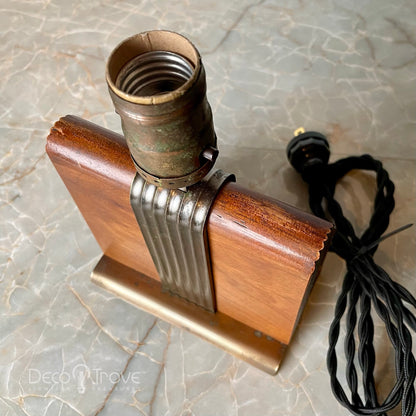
46 115 334 373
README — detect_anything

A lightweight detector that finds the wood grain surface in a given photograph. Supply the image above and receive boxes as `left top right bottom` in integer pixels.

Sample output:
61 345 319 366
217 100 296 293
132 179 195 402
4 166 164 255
46 115 334 345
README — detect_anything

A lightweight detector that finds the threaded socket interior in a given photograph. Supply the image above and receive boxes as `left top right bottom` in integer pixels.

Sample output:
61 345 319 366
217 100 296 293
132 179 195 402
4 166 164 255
116 51 194 97
106 31 201 105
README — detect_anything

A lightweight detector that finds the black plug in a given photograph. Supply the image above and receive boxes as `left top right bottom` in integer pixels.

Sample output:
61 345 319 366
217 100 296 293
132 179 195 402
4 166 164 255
286 128 330 174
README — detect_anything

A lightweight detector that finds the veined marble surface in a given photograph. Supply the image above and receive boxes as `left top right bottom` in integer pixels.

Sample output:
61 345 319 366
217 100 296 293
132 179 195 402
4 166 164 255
1 1 415 415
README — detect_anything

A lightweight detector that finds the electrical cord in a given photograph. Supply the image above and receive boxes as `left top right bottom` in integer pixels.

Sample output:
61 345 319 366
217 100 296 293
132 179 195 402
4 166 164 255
286 130 416 416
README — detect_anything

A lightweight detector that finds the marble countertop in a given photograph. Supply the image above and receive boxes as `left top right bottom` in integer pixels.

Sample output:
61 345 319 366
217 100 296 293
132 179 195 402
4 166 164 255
1 1 415 415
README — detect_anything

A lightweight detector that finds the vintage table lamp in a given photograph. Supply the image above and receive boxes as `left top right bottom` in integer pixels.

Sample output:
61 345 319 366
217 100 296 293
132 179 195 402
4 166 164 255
46 30 334 374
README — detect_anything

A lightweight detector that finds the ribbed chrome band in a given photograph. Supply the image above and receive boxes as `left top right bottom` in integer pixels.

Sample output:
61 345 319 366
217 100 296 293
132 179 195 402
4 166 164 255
130 170 235 312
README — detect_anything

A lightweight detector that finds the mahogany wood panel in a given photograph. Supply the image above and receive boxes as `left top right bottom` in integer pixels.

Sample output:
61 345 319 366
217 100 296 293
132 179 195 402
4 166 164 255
46 115 334 345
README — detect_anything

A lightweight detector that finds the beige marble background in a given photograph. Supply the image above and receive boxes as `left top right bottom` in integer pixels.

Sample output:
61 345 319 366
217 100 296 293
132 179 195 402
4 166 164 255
0 0 415 415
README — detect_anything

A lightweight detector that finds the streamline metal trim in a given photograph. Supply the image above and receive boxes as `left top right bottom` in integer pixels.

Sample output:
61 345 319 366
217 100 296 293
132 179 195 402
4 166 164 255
130 169 234 312
92 255 286 375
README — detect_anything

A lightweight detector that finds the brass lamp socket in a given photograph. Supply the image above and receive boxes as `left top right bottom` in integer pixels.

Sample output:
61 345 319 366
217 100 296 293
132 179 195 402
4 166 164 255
106 30 218 188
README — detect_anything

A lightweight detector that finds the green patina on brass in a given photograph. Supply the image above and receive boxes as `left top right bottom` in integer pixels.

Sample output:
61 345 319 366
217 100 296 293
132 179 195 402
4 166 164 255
106 31 218 188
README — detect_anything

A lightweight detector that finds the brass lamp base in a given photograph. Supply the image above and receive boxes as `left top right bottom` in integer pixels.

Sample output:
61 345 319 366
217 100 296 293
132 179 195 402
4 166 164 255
92 255 286 375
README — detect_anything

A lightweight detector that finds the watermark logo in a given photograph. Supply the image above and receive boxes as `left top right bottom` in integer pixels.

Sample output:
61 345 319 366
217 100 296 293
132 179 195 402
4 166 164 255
28 365 141 393
72 363 89 393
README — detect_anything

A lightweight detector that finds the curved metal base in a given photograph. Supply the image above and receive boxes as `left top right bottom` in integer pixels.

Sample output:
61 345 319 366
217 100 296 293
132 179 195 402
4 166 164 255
91 255 286 375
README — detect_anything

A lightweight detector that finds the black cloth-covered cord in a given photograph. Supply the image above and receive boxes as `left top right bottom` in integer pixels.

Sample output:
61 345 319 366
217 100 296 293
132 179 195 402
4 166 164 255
300 154 416 416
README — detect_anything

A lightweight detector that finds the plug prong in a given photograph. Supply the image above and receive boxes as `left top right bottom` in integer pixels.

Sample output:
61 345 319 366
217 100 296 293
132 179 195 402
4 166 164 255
294 127 305 136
